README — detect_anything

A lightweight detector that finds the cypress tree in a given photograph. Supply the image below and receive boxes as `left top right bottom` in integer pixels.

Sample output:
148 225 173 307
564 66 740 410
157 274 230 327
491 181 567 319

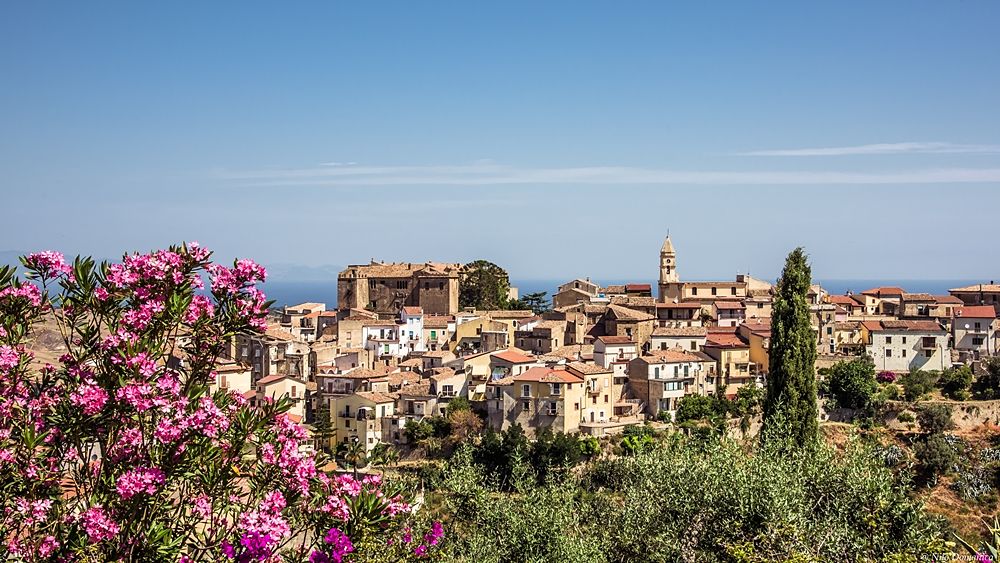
762 247 819 447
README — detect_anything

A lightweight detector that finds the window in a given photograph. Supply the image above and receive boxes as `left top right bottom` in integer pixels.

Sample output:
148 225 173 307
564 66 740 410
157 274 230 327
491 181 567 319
550 383 562 395
902 336 907 345
885 336 892 344
430 330 437 339
439 282 444 290
902 349 907 357
291 386 297 398
673 365 679 376
731 287 737 296
973 337 984 346
925 350 933 358
521 384 531 397
711 287 717 296
691 341 697 350
653 367 660 377
692 288 698 295
604 394 608 402
885 349 892 357
975 322 982 330
522 400 530 411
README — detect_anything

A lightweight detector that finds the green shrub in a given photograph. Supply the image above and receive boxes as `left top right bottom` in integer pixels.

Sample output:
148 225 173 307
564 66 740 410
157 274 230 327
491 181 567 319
896 411 915 424
828 357 878 410
972 357 1000 400
938 365 974 400
899 370 938 401
917 404 953 435
913 433 960 479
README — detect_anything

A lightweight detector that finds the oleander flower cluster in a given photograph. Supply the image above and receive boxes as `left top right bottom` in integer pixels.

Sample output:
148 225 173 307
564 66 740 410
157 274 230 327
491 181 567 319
0 244 440 562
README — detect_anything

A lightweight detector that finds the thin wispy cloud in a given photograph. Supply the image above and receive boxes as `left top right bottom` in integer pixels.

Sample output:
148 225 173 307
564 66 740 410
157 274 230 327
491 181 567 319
217 161 1000 187
737 142 1000 157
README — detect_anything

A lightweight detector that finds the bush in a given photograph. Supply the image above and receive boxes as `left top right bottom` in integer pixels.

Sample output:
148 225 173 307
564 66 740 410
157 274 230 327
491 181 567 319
917 404 954 435
938 365 974 400
972 357 1000 400
0 246 434 562
913 433 960 479
828 357 878 410
899 370 938 401
436 436 948 562
896 411 915 424
877 371 898 383
675 394 725 424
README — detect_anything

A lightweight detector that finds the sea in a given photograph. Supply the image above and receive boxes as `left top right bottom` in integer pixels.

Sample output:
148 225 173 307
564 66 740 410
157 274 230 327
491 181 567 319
261 279 990 309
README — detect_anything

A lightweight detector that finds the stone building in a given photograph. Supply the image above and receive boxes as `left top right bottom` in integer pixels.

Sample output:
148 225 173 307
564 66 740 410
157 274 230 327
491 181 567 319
337 261 460 316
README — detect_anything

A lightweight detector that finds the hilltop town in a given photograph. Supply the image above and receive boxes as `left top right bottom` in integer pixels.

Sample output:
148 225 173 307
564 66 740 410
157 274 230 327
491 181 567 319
200 236 1000 454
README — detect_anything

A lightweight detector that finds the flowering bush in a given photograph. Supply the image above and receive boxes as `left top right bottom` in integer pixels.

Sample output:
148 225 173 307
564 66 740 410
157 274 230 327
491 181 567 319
0 245 441 562
877 371 898 383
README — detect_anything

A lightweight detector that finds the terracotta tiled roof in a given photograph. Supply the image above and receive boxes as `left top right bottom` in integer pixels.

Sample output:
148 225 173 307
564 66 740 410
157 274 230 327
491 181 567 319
828 295 864 307
338 366 391 379
549 344 594 360
257 374 305 386
514 367 584 384
492 349 537 364
264 327 296 341
861 287 906 297
714 301 746 310
288 302 325 311
422 350 454 358
643 349 704 363
625 284 652 292
386 371 420 386
602 285 626 294
955 306 997 319
429 367 459 381
704 333 748 348
355 391 397 404
401 306 423 315
934 295 964 305
397 382 433 397
423 315 452 328
565 361 611 375
950 284 1000 293
606 304 654 322
652 326 707 337
900 293 935 302
596 335 635 345
876 320 946 332
610 296 657 308
340 262 460 279
656 301 702 309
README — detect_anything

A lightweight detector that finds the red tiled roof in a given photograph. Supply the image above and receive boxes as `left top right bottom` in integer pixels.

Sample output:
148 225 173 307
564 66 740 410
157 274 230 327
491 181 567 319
872 320 946 332
704 333 748 348
596 335 635 345
861 287 905 297
625 284 652 292
514 367 584 384
656 302 702 309
714 301 746 310
402 306 423 315
955 306 997 319
492 349 537 364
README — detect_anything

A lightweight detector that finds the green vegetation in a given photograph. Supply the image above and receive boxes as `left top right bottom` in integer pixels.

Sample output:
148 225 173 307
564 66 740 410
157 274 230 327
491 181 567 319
827 356 879 410
972 357 1000 400
899 369 938 401
431 434 949 562
509 291 551 314
938 365 974 400
762 247 819 448
459 260 512 310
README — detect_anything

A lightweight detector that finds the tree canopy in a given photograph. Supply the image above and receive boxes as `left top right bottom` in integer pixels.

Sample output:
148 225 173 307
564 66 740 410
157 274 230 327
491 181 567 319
459 260 511 310
762 247 819 448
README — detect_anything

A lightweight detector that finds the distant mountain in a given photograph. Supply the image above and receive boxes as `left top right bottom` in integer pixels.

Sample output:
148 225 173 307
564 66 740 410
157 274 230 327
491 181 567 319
263 263 343 282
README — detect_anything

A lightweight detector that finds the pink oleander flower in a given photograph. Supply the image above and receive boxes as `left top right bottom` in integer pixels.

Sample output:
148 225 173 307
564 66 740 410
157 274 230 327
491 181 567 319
37 535 59 558
185 294 215 323
0 284 42 307
24 251 73 277
70 380 108 415
239 490 290 541
79 506 120 543
116 466 165 499
0 345 19 372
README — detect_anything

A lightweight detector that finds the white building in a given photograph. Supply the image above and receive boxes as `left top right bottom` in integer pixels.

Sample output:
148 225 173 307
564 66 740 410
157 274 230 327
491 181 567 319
864 320 950 373
952 306 999 359
400 307 427 354
593 335 638 369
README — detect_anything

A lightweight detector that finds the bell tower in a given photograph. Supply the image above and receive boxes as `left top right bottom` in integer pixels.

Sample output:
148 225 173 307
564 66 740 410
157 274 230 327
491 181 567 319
658 235 679 301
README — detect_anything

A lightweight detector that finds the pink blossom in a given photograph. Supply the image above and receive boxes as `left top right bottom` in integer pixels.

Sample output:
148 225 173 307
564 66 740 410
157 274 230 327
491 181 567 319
0 345 19 372
239 490 290 541
79 506 120 543
0 284 42 307
24 251 73 277
70 380 108 415
116 466 165 499
185 294 215 323
37 535 59 558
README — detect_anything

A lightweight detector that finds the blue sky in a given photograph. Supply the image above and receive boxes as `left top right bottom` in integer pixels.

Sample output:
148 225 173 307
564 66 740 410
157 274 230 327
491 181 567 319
1 1 998 282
